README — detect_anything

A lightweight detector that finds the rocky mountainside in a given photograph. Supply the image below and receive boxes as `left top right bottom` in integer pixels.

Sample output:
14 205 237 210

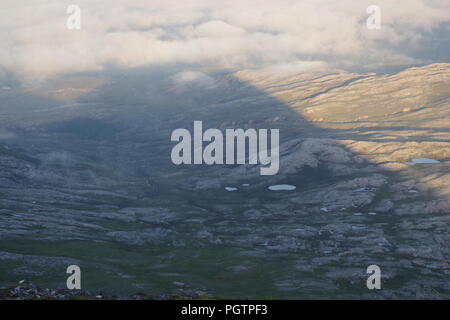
0 63 449 299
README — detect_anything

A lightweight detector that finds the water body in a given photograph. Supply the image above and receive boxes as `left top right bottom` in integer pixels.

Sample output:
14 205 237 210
406 158 441 165
268 184 297 191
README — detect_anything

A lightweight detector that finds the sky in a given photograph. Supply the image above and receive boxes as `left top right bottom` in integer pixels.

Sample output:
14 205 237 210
0 0 449 82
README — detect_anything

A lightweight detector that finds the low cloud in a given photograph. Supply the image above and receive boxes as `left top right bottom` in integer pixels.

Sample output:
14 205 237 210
0 0 449 81
171 71 217 92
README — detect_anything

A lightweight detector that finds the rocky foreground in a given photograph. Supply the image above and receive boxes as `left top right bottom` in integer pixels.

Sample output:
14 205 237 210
0 63 449 299
0 281 205 300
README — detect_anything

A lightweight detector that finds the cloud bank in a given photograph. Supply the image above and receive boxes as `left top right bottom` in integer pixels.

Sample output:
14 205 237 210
0 0 449 81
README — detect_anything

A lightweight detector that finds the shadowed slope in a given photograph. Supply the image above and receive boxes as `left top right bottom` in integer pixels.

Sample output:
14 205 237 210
0 64 449 299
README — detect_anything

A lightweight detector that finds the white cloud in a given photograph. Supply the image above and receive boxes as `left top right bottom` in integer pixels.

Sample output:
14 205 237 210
0 0 449 81
171 71 216 91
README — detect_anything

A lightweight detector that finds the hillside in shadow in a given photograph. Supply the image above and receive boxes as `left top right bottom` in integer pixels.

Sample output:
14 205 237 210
0 64 449 299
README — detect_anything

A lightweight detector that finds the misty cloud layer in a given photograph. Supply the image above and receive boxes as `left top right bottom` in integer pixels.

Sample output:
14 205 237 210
1 0 449 81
